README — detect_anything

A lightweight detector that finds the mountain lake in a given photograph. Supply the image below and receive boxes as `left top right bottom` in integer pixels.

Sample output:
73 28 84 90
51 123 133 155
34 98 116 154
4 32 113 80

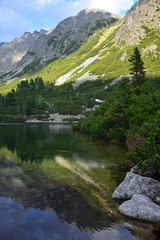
0 123 159 240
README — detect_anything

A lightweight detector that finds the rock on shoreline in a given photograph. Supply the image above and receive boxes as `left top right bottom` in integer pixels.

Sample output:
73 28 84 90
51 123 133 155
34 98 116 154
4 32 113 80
118 194 160 222
112 172 160 222
112 172 160 203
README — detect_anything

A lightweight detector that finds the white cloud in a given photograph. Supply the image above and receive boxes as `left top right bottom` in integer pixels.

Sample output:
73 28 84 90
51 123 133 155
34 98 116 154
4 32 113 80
88 0 134 13
36 0 57 8
74 1 81 6
36 0 135 14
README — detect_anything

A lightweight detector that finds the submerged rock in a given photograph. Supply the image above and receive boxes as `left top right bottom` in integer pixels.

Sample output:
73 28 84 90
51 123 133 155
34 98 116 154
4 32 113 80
118 194 160 222
112 172 160 203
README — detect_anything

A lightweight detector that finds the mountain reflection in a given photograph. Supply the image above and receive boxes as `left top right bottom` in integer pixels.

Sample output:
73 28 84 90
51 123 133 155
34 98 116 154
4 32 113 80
0 154 115 230
0 124 128 164
0 124 130 231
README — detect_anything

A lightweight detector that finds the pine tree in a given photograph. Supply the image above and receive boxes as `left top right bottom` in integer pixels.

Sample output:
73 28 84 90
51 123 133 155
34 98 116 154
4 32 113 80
129 47 145 86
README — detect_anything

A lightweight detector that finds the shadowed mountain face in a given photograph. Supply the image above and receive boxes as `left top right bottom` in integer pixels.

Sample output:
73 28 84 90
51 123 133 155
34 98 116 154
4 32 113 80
0 9 119 80
0 30 47 78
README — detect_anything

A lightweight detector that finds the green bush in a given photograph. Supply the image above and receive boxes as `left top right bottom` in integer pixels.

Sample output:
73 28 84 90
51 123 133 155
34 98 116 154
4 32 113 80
74 77 160 177
0 114 26 123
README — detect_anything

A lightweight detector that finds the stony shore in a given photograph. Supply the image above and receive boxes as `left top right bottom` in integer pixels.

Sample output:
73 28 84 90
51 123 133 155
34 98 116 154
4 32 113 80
26 113 85 124
112 171 160 222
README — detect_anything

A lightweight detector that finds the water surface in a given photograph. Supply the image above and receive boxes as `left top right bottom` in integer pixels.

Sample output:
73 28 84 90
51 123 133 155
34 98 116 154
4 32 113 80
0 124 159 240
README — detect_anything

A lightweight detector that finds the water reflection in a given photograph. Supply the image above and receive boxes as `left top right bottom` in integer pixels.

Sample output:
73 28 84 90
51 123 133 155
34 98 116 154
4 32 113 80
0 196 136 240
0 151 115 229
0 124 128 164
0 124 158 239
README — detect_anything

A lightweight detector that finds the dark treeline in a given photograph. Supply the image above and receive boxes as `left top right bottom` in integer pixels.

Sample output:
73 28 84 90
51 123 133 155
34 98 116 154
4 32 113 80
0 77 77 118
0 77 111 122
0 78 72 115
0 77 47 116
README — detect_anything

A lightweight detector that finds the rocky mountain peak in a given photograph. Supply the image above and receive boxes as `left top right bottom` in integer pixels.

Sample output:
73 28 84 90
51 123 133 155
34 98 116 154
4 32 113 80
78 8 111 15
33 29 47 35
22 32 32 39
0 8 120 80
0 29 48 76
77 8 113 19
77 8 90 15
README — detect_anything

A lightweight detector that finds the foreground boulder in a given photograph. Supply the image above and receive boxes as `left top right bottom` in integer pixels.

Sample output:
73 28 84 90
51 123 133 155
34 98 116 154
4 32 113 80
118 194 160 222
112 172 160 203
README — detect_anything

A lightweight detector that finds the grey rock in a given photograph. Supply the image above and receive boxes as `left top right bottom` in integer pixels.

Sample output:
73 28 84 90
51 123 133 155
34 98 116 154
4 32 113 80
116 0 160 46
118 194 160 222
112 172 160 202
0 30 46 78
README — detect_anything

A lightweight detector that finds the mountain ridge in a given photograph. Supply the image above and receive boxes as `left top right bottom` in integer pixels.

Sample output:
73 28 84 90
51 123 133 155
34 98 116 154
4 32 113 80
0 0 160 94
0 9 119 81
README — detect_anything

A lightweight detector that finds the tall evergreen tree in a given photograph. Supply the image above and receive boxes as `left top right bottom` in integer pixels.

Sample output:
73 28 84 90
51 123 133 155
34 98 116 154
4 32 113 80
129 47 145 86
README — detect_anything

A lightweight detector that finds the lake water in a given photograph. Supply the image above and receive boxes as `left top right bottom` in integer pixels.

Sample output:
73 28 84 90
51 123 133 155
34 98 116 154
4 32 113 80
0 124 159 240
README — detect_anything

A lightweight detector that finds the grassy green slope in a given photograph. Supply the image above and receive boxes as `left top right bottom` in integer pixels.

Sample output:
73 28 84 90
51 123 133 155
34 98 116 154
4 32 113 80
0 22 160 94
0 26 107 94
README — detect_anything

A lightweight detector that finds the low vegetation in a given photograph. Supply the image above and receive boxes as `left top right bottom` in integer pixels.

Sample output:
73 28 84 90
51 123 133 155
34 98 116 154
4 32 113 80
73 48 160 177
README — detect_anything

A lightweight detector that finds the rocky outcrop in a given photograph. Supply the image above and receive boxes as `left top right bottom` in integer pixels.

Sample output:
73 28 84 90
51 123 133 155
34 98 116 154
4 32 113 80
118 194 160 222
0 30 46 77
116 0 160 46
112 172 160 203
112 171 160 222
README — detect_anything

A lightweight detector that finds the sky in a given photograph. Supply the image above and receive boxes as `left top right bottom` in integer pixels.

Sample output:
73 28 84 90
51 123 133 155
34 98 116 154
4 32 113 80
0 0 138 42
